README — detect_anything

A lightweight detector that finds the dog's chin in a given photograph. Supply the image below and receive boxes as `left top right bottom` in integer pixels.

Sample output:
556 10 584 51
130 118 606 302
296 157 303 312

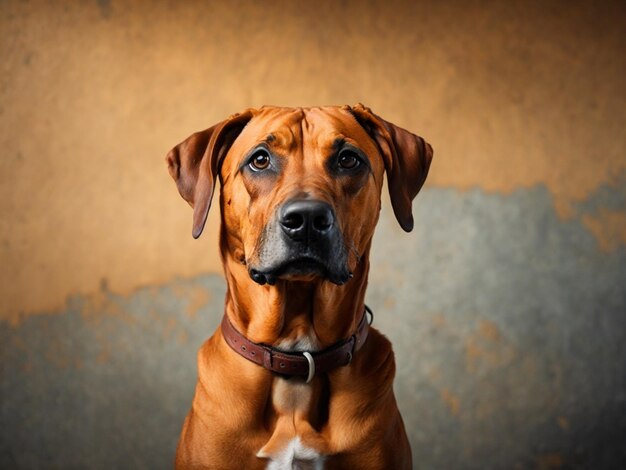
248 258 351 286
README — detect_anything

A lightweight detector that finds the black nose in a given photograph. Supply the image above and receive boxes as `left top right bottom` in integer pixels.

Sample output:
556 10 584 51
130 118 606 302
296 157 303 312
279 199 335 241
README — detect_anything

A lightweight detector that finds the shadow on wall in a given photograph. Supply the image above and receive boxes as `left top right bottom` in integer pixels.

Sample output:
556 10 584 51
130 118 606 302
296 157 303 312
2 186 625 469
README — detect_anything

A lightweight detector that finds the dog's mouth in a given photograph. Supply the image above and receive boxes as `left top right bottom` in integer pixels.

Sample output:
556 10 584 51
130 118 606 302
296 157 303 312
249 256 351 286
249 214 353 286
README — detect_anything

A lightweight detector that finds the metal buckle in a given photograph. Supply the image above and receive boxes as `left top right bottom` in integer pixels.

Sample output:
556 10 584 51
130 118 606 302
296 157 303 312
302 351 315 384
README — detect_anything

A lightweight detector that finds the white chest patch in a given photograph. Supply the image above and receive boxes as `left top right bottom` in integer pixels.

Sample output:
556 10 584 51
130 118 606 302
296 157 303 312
259 331 326 469
263 437 324 470
275 333 321 353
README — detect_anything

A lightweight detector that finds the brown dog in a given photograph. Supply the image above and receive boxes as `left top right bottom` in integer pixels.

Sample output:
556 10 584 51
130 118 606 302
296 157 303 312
166 104 432 469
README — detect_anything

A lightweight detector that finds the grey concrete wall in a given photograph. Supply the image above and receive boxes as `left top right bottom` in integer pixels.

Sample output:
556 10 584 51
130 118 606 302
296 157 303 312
1 1 625 469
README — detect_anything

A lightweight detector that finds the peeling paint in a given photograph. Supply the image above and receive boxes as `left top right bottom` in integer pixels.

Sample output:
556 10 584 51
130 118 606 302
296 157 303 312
440 388 461 417
582 209 626 253
464 319 514 374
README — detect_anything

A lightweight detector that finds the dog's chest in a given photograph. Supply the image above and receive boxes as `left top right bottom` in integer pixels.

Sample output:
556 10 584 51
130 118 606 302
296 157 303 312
257 375 325 469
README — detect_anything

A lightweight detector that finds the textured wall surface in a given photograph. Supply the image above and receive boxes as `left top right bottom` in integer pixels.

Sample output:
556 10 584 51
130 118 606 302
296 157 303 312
1 1 625 469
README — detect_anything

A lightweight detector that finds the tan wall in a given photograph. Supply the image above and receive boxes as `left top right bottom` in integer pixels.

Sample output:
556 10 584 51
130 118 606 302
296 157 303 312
1 0 625 321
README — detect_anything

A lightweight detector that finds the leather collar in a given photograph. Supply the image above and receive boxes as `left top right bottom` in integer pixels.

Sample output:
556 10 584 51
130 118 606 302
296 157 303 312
221 305 373 383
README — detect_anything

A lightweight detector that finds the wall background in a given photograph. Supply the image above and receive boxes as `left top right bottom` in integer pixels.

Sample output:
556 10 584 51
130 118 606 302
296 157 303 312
1 1 624 468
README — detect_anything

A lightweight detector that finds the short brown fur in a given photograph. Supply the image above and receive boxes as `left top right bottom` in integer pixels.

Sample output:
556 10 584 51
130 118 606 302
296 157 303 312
166 105 433 469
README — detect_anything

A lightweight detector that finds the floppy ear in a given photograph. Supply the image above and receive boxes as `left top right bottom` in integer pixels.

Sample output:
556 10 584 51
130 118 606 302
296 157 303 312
166 110 254 238
347 103 433 232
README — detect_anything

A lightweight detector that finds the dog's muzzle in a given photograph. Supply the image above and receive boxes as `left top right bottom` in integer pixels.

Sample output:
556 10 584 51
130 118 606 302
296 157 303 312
249 198 351 286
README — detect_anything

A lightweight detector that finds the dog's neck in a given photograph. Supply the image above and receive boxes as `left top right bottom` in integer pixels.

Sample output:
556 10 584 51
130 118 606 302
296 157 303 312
220 246 372 350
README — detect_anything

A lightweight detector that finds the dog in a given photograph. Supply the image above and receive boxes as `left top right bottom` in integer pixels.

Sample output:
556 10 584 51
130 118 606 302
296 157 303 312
166 104 433 469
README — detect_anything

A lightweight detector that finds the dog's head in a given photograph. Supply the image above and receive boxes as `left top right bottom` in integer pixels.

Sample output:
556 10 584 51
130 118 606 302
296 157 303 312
166 105 432 286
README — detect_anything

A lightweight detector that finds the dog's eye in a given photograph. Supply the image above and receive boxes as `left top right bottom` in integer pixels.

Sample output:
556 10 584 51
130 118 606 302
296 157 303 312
338 150 361 170
248 150 271 171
